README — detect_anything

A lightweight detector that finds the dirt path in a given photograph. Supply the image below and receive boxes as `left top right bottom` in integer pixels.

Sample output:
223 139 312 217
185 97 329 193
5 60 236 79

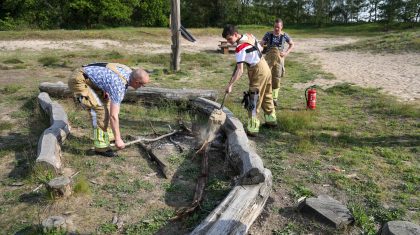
1 36 419 101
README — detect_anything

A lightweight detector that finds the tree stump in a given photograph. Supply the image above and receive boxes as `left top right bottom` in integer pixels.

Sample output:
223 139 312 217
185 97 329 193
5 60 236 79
47 176 72 197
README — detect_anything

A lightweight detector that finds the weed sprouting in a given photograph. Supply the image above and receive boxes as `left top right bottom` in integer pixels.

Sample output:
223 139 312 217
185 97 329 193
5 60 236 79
349 203 377 235
73 176 91 195
291 184 314 198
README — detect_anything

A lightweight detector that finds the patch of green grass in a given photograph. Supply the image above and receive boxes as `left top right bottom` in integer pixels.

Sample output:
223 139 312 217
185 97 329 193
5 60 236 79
124 209 174 235
105 50 125 59
67 111 89 128
325 83 368 96
207 178 231 198
368 97 420 118
374 147 410 165
97 222 117 234
0 121 13 131
103 179 154 194
182 53 220 68
273 222 301 235
277 111 314 134
135 54 170 66
287 57 335 83
92 197 109 208
289 137 315 153
349 203 377 235
3 58 24 64
1 84 23 94
38 56 68 67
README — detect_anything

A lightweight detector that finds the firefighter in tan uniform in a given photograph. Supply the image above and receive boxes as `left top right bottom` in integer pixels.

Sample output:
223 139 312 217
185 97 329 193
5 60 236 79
222 25 277 136
68 63 149 157
260 18 294 106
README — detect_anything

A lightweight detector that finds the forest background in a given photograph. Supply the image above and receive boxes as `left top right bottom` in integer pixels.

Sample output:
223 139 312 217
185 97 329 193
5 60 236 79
0 0 419 30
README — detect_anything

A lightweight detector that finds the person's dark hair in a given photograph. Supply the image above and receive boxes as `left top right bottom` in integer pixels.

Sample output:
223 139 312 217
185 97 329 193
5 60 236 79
222 24 238 38
275 18 283 24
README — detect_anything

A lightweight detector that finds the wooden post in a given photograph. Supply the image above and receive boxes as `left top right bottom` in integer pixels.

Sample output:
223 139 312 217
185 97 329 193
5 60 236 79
170 0 181 71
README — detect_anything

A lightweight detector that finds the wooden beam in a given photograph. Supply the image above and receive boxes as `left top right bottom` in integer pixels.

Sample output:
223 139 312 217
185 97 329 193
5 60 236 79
170 0 181 71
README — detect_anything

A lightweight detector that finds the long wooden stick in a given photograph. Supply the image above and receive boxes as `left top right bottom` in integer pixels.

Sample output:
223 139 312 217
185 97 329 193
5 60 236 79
111 130 180 148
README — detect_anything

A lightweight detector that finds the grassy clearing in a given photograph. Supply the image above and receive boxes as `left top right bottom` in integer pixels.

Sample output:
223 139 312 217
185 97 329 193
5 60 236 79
0 26 418 234
332 31 420 53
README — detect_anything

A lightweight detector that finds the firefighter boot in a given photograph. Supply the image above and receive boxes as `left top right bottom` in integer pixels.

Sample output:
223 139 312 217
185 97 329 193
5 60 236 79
246 117 260 137
272 88 279 107
107 128 115 143
93 127 117 157
264 112 277 127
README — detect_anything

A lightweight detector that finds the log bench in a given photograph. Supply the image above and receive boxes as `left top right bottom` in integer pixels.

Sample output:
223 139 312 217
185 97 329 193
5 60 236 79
218 41 236 54
39 84 272 233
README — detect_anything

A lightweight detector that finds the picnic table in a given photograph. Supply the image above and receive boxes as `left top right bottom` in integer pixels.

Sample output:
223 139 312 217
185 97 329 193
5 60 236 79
218 41 236 54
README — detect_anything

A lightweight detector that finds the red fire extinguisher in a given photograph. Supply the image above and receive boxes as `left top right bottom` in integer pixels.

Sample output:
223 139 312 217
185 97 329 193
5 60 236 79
305 86 317 110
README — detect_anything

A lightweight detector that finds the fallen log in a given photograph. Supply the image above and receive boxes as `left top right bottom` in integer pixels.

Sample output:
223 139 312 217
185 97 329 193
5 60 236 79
191 169 272 235
36 92 71 172
39 82 218 102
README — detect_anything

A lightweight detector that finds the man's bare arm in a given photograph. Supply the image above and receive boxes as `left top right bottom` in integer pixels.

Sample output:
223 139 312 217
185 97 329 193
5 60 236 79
110 102 125 149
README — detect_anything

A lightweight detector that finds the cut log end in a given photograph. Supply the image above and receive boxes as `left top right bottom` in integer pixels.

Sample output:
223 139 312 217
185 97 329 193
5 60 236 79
47 176 72 197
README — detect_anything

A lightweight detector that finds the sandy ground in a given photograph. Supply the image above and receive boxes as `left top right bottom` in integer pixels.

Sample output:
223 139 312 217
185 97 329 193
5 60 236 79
292 38 420 102
1 36 419 101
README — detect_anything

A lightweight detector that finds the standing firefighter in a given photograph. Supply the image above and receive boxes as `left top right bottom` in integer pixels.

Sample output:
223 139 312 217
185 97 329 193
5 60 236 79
68 63 150 157
260 18 295 106
222 25 277 136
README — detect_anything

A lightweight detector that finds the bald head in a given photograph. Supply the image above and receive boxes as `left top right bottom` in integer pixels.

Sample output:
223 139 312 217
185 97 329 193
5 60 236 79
129 68 149 89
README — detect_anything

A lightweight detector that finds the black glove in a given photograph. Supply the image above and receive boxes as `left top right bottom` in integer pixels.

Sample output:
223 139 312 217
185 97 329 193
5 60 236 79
241 91 250 110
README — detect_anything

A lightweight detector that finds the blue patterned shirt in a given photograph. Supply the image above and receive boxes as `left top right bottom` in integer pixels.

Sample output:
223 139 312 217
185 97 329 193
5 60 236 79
83 64 132 105
262 32 292 49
